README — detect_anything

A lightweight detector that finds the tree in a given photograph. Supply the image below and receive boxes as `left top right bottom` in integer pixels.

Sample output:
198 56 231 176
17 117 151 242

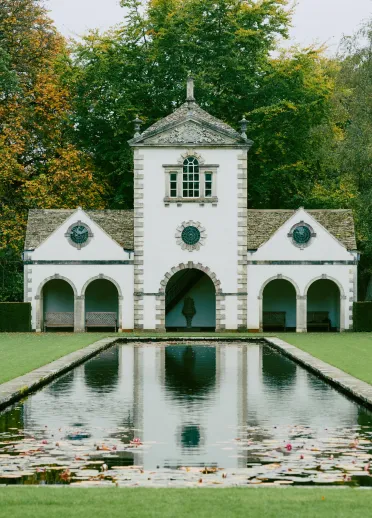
69 0 292 208
0 0 105 301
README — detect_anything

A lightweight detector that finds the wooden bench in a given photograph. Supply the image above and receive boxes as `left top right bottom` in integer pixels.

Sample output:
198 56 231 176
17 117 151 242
44 312 74 331
86 312 117 331
307 312 331 331
263 311 286 331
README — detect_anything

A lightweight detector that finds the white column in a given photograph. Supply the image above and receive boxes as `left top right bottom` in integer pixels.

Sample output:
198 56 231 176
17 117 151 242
340 295 346 332
35 295 43 332
296 295 307 333
74 296 85 333
118 296 123 331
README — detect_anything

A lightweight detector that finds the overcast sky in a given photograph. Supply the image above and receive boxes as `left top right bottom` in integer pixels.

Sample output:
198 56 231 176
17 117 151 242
46 0 371 53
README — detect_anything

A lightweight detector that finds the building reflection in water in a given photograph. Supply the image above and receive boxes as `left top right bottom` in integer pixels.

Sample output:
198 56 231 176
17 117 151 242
1 342 372 471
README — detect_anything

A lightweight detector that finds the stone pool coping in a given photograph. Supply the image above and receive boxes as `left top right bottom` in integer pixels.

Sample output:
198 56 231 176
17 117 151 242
0 337 119 411
265 337 372 411
1 335 372 413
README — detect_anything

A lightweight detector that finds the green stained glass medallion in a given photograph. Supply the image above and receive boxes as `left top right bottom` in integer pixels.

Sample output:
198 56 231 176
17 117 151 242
70 225 89 245
182 226 201 246
293 225 311 245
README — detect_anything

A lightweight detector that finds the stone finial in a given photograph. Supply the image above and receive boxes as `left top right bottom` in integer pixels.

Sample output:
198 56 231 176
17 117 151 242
133 115 143 138
239 116 248 140
187 74 195 102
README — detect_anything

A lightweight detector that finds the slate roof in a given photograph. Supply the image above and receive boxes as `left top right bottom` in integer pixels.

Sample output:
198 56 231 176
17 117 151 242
247 209 357 250
24 209 134 250
25 208 357 252
132 101 244 143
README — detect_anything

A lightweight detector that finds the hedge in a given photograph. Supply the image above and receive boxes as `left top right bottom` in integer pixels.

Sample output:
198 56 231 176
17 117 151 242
353 302 372 332
0 303 31 332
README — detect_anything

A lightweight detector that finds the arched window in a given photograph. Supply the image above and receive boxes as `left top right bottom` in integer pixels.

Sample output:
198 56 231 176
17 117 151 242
183 157 200 198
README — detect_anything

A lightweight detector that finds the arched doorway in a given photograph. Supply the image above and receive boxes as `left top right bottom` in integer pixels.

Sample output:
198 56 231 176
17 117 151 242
85 279 119 331
165 269 216 331
43 279 75 331
307 279 340 331
262 279 297 332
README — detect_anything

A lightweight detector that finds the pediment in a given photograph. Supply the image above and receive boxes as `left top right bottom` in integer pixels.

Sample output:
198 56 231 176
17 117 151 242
138 120 240 146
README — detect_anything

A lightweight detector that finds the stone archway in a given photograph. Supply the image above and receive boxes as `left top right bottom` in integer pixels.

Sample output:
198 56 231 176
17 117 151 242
81 274 123 331
35 275 78 332
305 276 345 332
156 263 225 331
258 275 302 332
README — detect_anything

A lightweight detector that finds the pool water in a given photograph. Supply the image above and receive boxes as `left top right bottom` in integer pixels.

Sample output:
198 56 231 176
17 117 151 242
1 341 372 487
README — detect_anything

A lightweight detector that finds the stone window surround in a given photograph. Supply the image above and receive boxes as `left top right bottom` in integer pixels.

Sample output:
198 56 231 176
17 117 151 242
163 165 219 202
287 221 316 249
64 221 94 250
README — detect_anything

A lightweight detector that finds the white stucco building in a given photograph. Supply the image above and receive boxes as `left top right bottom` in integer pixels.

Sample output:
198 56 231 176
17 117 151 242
23 78 359 333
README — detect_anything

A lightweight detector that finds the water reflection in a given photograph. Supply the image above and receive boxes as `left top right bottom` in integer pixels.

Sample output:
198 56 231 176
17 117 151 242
165 346 216 401
84 347 119 393
1 342 372 476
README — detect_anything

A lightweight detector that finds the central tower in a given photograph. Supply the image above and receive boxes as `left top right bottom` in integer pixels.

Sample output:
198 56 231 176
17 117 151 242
129 78 253 331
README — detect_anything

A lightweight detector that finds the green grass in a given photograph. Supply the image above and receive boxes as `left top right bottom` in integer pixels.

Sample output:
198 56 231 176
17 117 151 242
278 332 372 385
0 488 371 518
0 333 114 384
1 331 372 387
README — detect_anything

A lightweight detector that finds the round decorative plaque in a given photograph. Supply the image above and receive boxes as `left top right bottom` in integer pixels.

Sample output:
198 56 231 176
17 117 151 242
70 225 89 245
293 225 311 245
65 221 93 250
182 226 201 246
176 221 206 252
288 221 315 249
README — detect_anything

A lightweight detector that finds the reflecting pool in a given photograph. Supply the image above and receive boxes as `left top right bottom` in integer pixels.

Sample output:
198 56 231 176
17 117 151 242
1 341 372 487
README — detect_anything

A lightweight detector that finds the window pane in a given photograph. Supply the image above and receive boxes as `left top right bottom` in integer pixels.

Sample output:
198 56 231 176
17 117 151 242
182 157 200 197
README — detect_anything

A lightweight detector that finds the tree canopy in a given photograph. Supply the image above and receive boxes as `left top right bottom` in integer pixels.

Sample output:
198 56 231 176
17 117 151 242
0 0 372 300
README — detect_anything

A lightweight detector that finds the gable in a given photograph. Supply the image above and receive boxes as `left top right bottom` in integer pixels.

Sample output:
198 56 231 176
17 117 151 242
129 101 252 147
248 209 357 261
25 209 134 261
142 119 239 146
248 209 357 251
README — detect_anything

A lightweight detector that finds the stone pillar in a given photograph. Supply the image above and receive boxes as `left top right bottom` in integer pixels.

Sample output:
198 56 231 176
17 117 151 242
340 295 347 332
35 295 43 333
74 295 85 333
296 295 307 333
118 296 123 331
258 296 263 332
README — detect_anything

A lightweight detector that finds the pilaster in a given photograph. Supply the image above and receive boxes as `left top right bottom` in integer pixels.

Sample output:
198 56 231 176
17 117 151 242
237 151 248 329
133 148 145 329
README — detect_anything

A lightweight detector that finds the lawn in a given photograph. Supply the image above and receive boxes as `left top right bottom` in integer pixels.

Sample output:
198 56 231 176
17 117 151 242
279 332 372 385
0 333 114 384
1 331 372 386
0 487 371 518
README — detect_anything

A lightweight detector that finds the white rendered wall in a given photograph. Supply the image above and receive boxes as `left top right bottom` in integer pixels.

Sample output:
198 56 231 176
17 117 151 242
140 147 242 329
247 208 356 331
43 280 74 313
26 208 134 330
251 208 355 262
28 264 134 330
31 208 129 262
247 264 352 331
